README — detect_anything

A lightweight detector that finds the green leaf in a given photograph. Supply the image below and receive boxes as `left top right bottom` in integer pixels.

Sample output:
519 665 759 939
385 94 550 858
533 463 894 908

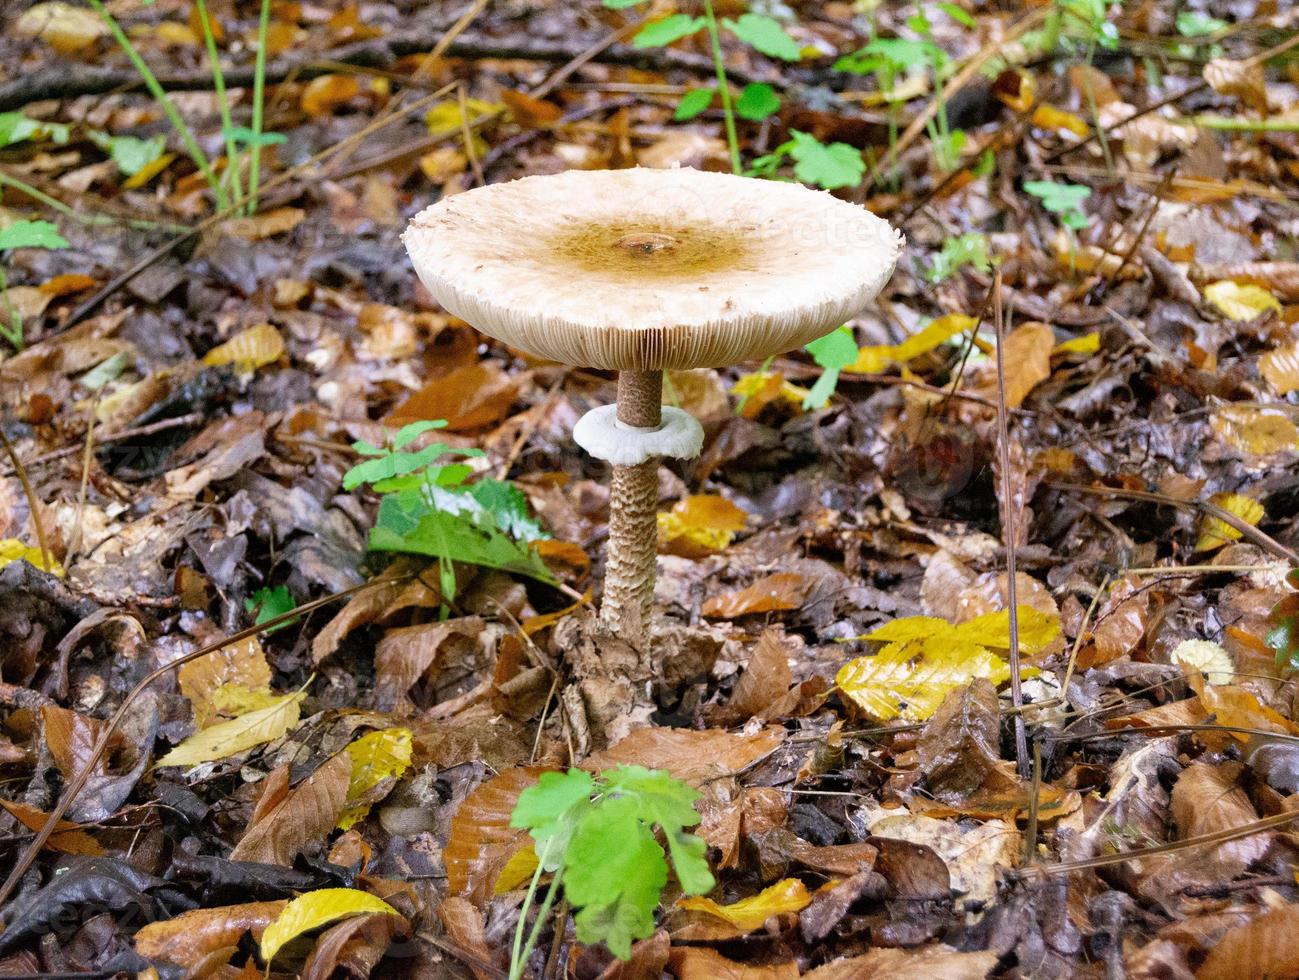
602 765 702 829
1023 180 1091 215
1176 11 1228 36
785 130 864 189
88 131 167 177
603 0 646 7
0 220 69 251
937 2 976 28
392 419 447 450
665 829 714 894
806 326 858 371
926 231 991 283
632 14 704 49
674 87 715 121
0 111 70 149
722 13 801 61
565 797 667 959
802 367 840 410
468 479 547 542
245 585 298 634
512 769 595 869
224 125 287 147
735 83 780 121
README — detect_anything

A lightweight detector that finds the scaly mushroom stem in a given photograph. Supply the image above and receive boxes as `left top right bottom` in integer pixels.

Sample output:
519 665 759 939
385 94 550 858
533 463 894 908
600 369 663 642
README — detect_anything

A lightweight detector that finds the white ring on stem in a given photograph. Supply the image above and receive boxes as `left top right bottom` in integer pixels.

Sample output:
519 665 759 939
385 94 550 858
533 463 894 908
573 405 704 466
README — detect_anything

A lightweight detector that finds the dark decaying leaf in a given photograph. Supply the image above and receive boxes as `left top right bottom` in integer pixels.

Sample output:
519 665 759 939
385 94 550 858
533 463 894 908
916 679 1002 799
169 852 351 902
374 617 484 712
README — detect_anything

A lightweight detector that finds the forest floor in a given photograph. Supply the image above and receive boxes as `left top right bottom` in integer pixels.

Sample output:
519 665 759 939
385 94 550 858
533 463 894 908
2 0 1299 977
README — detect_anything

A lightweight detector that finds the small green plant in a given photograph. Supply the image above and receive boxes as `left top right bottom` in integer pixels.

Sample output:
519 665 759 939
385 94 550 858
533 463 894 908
245 585 298 634
1024 180 1091 230
802 325 859 409
0 219 69 350
344 420 554 598
507 767 714 976
926 231 992 283
606 0 858 185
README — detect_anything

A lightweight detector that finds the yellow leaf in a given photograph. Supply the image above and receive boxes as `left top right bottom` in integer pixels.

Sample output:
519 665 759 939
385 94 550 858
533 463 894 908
837 639 1039 721
15 2 107 52
209 683 286 718
657 495 748 558
0 539 63 576
1204 281 1282 321
678 879 810 931
493 845 539 895
425 99 499 157
955 606 1062 656
1212 405 1299 456
122 152 175 190
260 888 399 965
178 636 273 728
155 691 304 768
338 728 413 830
1031 104 1090 137
847 314 976 374
203 323 285 373
730 371 808 418
1196 492 1265 552
1171 639 1234 686
865 616 954 643
300 74 360 116
1054 332 1100 355
1260 340 1299 395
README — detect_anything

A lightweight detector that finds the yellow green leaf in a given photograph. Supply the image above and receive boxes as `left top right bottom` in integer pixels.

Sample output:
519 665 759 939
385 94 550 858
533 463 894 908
493 844 539 895
208 682 285 718
847 313 977 374
202 323 285 373
955 606 1061 656
677 878 810 931
122 152 175 190
1196 492 1265 551
730 371 809 417
155 690 304 768
836 639 1039 722
657 495 748 558
338 728 413 830
1053 332 1100 355
1203 281 1282 321
1030 104 1090 137
260 888 399 965
0 539 63 576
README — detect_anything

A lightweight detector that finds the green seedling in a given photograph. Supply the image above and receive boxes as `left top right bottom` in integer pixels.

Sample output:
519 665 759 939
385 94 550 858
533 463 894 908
344 420 554 599
245 585 298 634
0 219 69 350
802 325 859 409
926 231 992 283
507 766 714 976
1024 180 1091 230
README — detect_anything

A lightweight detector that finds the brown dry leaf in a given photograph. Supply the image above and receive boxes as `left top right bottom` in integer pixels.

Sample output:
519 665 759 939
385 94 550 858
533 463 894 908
1203 57 1267 112
39 272 96 296
701 572 810 618
445 767 546 904
300 910 409 980
1198 682 1299 741
312 564 441 663
791 840 878 877
15 1 107 51
1197 903 1299 980
1190 261 1299 300
658 494 749 558
230 752 351 865
1260 340 1299 395
0 799 102 855
803 945 998 979
727 629 794 722
500 88 563 127
668 947 799 980
133 901 287 974
699 785 788 870
975 322 1054 408
223 207 306 240
584 726 783 787
1086 577 1150 666
41 703 113 779
1169 762 1268 879
386 362 523 432
301 74 361 115
438 897 497 980
598 930 670 980
916 679 1002 799
178 636 273 728
373 617 483 712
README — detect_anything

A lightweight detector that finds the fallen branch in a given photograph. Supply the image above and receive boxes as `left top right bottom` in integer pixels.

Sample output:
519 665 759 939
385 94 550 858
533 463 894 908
0 29 766 112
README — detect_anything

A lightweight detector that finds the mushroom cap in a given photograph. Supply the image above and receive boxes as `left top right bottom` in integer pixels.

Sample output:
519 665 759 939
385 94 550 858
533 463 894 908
403 167 903 371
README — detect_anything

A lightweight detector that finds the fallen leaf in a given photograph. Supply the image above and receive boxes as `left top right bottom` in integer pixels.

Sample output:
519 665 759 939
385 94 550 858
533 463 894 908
803 945 998 979
1204 281 1282 321
0 539 63 576
203 323 285 373
868 811 1016 903
730 370 809 418
916 679 1002 799
0 799 102 856
677 878 810 932
338 728 413 830
1260 340 1299 395
500 88 563 127
300 75 361 116
1197 492 1265 551
374 618 483 712
156 690 303 768
1203 57 1267 112
222 206 306 240
260 888 401 966
726 629 793 722
701 572 810 618
134 900 287 973
668 947 799 979
657 495 748 558
1212 405 1299 455
231 752 351 865
178 636 273 728
584 726 784 786
848 313 976 374
438 897 496 980
386 362 522 432
976 321 1054 408
1031 103 1090 137
15 2 107 51
445 766 546 904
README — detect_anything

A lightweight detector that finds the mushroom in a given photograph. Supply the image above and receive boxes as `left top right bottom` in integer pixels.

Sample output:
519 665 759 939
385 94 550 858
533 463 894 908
404 167 901 644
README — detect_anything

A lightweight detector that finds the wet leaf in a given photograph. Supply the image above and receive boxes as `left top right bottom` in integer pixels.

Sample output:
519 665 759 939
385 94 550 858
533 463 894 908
178 636 273 728
338 727 413 830
1031 104 1090 137
701 572 810 618
677 878 810 932
231 752 351 865
1204 281 1282 321
260 888 400 965
0 799 102 855
803 945 999 979
134 900 287 973
156 690 303 768
1196 492 1265 551
1212 405 1299 455
977 321 1054 408
301 910 409 980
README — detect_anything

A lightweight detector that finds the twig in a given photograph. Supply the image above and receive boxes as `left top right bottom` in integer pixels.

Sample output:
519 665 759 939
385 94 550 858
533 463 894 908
992 272 1029 780
0 412 204 477
0 424 52 575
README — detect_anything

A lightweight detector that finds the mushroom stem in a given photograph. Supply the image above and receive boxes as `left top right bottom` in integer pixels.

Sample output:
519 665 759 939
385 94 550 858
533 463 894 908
601 369 663 642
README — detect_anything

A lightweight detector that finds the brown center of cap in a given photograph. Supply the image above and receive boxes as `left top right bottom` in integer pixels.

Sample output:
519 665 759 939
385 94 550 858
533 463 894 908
614 232 678 255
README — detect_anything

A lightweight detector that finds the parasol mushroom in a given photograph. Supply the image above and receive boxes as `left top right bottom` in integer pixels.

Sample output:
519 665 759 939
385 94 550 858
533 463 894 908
404 167 901 645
